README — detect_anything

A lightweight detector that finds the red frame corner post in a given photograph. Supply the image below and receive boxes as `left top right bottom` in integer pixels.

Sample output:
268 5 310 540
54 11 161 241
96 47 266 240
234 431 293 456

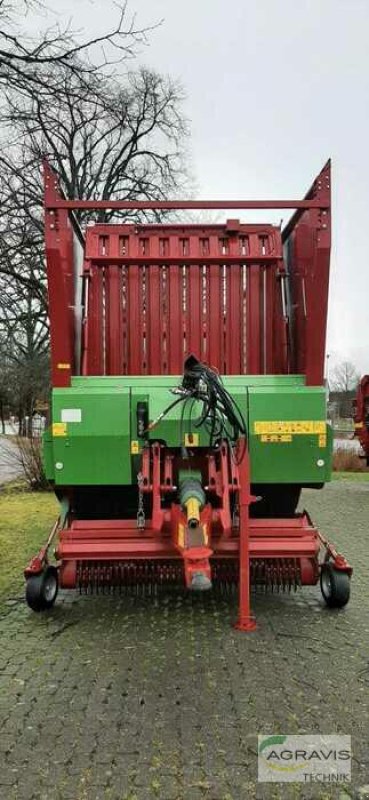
234 439 257 632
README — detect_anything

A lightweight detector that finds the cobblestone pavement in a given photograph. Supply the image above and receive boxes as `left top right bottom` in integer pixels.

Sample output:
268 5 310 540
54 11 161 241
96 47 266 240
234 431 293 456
1 481 369 800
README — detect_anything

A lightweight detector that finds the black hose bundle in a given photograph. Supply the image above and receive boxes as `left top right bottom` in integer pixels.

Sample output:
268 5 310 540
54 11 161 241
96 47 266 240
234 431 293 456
146 355 247 462
181 355 247 458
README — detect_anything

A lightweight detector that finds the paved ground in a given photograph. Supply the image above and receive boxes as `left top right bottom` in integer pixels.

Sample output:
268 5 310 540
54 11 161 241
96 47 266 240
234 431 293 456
1 481 369 800
0 436 22 483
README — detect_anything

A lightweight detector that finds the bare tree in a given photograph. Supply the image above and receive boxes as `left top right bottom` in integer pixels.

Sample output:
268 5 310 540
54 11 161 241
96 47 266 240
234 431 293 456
0 0 154 95
0 61 188 320
0 7 190 434
330 360 360 393
0 270 49 433
0 181 49 432
1 66 188 222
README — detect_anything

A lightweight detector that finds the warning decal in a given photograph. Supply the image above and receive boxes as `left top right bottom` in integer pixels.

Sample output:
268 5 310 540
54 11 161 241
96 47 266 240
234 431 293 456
254 421 326 436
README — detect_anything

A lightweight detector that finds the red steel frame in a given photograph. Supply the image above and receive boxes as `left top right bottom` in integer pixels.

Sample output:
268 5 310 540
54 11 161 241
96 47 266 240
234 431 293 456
44 160 332 387
29 160 352 631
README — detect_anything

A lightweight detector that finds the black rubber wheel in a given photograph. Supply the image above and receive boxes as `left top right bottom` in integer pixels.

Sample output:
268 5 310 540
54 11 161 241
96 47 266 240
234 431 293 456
320 563 350 608
25 566 59 612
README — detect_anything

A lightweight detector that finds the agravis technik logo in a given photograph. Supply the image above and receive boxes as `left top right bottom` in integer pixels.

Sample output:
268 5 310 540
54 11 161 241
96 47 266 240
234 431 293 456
258 734 351 783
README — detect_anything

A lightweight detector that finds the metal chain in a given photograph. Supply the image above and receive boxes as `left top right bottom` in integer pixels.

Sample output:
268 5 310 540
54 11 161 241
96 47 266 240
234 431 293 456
136 471 145 529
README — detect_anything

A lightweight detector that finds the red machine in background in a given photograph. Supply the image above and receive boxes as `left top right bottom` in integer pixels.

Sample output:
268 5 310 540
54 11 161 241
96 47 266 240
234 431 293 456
354 375 369 464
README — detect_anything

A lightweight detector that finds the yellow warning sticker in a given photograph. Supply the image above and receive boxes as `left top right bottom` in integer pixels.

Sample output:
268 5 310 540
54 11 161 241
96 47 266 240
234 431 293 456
260 434 292 443
184 433 199 447
130 440 140 454
57 363 71 370
318 434 327 448
354 422 363 429
52 422 67 437
254 421 326 435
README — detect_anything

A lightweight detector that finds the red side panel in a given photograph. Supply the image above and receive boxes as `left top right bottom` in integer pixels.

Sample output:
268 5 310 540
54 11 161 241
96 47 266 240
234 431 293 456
44 163 75 387
283 161 331 386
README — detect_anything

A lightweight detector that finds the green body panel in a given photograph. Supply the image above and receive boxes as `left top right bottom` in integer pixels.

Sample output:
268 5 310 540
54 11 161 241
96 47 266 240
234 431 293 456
248 386 332 483
47 385 131 485
44 375 332 486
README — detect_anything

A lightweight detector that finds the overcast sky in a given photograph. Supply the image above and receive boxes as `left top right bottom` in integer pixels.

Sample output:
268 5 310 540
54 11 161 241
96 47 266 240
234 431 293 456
38 0 369 374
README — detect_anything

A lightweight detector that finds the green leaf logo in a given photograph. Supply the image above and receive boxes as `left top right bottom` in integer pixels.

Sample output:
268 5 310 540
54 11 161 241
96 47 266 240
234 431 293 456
259 735 287 754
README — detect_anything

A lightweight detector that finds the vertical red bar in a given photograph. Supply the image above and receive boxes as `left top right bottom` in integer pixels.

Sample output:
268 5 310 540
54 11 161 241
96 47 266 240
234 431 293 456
201 265 209 363
86 265 104 375
241 265 247 374
152 444 165 532
43 163 75 386
127 265 141 374
105 265 122 374
273 264 288 374
45 249 73 386
247 265 261 374
63 225 75 373
188 264 201 358
264 266 274 374
234 441 256 632
225 236 241 374
227 267 242 374
290 226 309 375
208 264 222 371
121 266 128 374
168 264 183 373
160 265 169 373
148 265 161 374
305 226 330 385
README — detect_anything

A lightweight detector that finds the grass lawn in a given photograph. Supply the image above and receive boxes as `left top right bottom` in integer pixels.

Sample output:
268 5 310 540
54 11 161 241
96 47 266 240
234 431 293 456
0 483 57 601
332 471 369 481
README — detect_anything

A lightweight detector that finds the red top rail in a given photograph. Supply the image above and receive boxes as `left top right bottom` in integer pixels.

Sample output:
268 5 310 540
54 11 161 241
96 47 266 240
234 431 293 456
46 198 327 211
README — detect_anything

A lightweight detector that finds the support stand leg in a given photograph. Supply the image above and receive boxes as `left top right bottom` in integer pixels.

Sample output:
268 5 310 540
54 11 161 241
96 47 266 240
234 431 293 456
233 440 256 632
